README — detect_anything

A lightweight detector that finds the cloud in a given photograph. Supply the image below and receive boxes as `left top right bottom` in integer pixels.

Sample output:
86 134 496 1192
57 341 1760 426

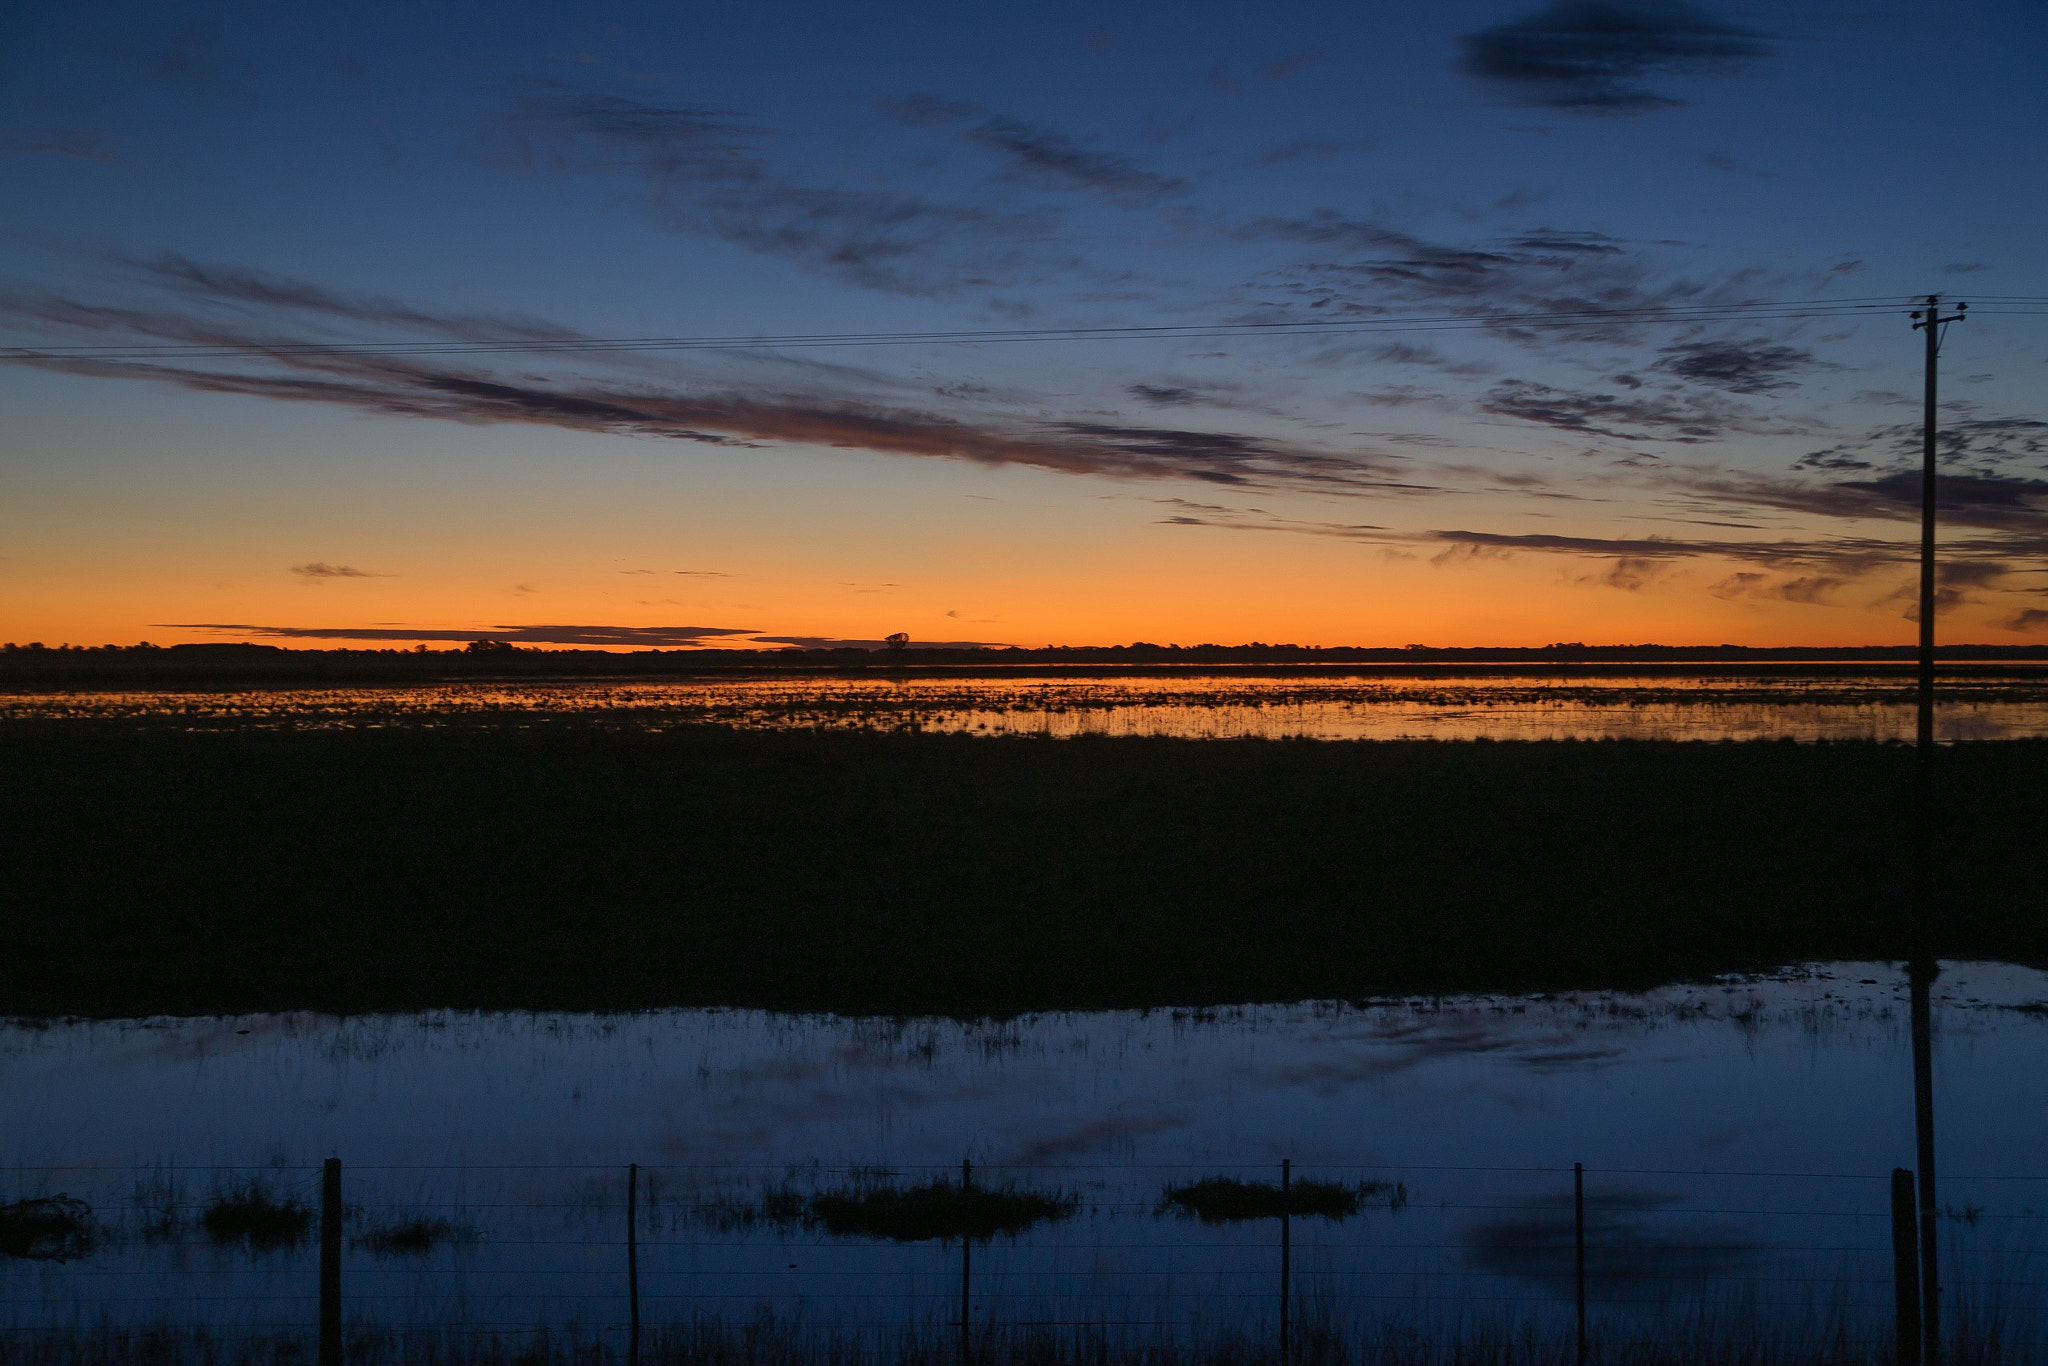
885 95 1181 197
1249 138 1376 167
508 79 761 182
1124 379 1274 412
1129 383 1204 406
1 130 119 162
510 82 1040 295
1159 507 2012 586
289 562 383 579
1250 214 1747 348
1875 561 2018 622
126 253 579 343
1999 608 2048 634
1792 415 2048 478
1480 378 1736 442
1709 572 1846 604
1 289 1403 492
1458 1 1772 112
1698 151 1775 178
167 623 762 647
1685 467 2048 535
1654 338 1814 393
1586 554 1672 590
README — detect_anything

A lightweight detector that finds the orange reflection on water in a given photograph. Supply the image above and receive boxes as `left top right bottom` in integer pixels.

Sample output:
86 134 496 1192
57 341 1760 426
7 670 2048 741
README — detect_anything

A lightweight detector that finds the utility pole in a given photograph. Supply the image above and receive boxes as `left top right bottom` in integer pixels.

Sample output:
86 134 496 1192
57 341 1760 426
1906 293 1966 1366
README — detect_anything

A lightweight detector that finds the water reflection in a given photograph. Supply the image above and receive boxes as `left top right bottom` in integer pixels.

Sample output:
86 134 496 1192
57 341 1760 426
6 669 2048 740
2 964 2044 1346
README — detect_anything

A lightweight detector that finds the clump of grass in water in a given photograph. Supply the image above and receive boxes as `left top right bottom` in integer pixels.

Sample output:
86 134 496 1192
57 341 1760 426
0 1196 99 1261
131 1167 186 1244
200 1183 312 1251
355 1216 473 1258
1160 1176 1405 1223
695 1182 810 1233
809 1178 1075 1242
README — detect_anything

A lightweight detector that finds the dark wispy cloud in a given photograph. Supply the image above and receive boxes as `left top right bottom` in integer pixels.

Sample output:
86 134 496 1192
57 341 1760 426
1709 571 1846 604
289 562 384 579
1 129 118 161
507 79 761 182
1156 505 2043 590
1654 338 1814 393
1698 151 1775 179
127 253 578 342
1480 378 1737 442
166 623 761 647
885 95 1181 198
1796 415 2048 477
1249 137 1377 168
0 277 1404 493
1248 214 1751 350
1458 1 1772 113
1999 608 2048 634
1124 378 1277 413
1875 560 2024 622
509 82 1037 296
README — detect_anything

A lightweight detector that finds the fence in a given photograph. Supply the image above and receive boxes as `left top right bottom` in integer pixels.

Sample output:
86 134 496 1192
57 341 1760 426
4 1158 2044 1363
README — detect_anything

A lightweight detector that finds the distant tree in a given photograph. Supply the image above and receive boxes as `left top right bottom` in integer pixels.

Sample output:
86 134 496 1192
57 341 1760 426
884 632 910 652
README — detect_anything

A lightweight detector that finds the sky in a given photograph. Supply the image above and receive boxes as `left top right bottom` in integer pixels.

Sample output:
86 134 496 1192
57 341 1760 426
2 0 2046 650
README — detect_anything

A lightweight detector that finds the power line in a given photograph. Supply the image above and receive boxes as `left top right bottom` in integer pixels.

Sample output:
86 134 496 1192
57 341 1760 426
4 295 2042 363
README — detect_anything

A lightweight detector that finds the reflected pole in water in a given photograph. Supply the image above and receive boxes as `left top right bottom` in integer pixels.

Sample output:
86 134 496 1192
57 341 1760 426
1911 967 1940 1364
627 1163 641 1366
1574 1162 1587 1366
960 1159 973 1366
1279 1159 1291 1366
1908 294 1964 1366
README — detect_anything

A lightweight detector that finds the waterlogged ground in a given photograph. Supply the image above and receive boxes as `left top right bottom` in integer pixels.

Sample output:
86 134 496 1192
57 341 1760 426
3 964 2045 1348
6 668 2048 740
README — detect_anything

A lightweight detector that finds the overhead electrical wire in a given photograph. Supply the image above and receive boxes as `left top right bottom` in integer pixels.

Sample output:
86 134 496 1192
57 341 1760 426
3 294 2046 363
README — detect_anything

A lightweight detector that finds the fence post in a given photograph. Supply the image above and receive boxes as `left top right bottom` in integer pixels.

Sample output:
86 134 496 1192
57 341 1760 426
1280 1158 1291 1366
320 1158 342 1366
1573 1162 1586 1366
1893 1168 1923 1366
960 1159 973 1366
628 1163 641 1366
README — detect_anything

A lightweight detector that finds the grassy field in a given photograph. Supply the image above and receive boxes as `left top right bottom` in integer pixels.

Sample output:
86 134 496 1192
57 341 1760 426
2 722 2042 1018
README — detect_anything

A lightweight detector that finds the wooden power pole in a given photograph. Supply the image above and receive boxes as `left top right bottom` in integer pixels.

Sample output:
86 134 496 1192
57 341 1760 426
1906 293 1966 1366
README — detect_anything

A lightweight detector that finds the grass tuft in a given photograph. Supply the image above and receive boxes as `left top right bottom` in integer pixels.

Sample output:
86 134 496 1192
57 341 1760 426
0 1196 98 1261
1160 1176 1405 1223
355 1216 471 1258
808 1178 1076 1243
199 1184 312 1252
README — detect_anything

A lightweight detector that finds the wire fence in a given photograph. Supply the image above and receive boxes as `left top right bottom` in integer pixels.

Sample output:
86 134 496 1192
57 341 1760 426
5 1157 2045 1362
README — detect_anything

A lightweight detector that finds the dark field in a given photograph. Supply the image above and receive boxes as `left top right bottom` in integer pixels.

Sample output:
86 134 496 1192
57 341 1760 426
3 722 2043 1018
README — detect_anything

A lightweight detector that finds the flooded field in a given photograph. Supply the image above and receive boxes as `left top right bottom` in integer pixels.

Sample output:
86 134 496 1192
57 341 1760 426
5 964 2044 1351
7 667 2048 740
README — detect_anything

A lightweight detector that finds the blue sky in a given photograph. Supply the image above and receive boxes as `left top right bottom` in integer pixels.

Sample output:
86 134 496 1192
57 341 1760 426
3 1 2045 647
